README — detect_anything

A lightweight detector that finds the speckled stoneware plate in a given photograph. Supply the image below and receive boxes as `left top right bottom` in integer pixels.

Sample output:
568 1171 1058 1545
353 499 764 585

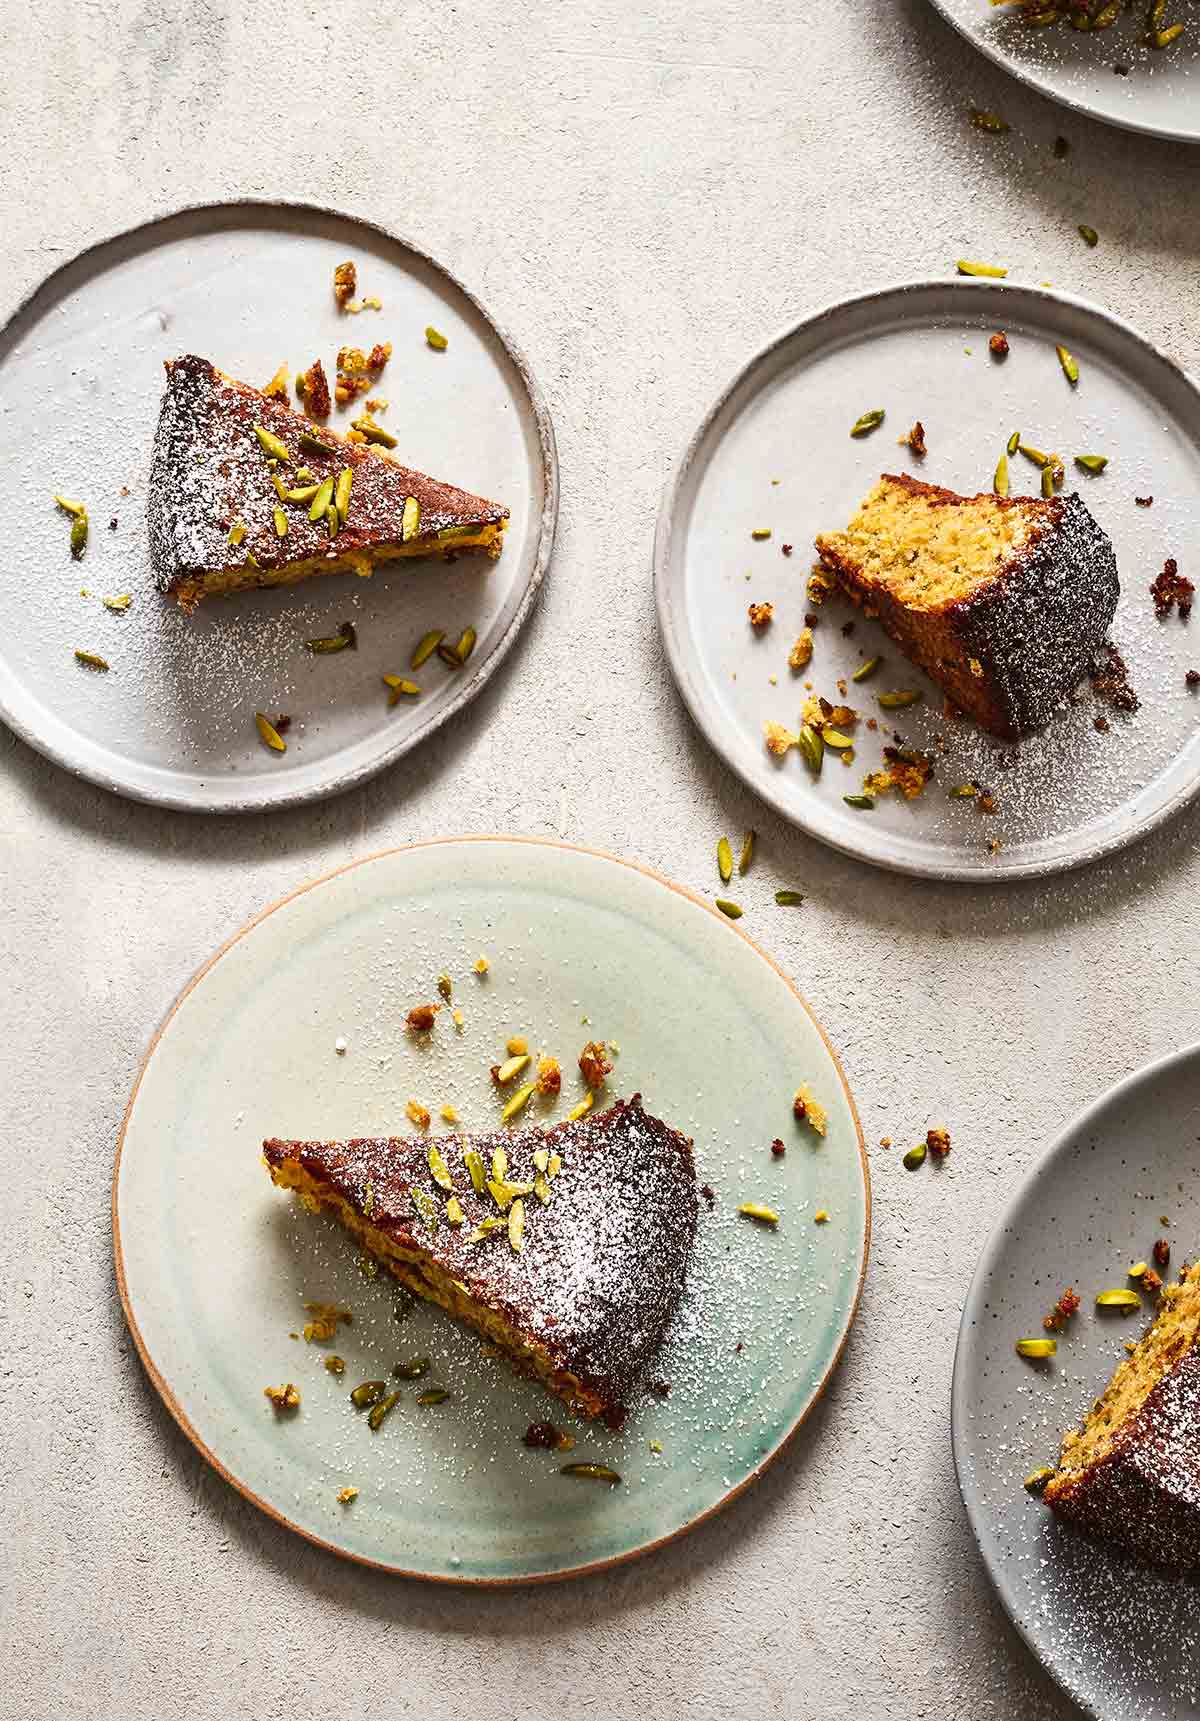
113 838 869 1583
952 1043 1200 1719
927 0 1200 143
0 201 556 812
654 279 1200 882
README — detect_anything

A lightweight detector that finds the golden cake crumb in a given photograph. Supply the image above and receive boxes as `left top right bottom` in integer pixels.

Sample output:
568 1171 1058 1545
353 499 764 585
264 1383 300 1413
789 628 814 670
406 1098 431 1129
793 1083 828 1137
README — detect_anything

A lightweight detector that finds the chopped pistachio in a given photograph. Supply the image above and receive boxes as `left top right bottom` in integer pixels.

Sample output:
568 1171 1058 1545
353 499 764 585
1095 1288 1141 1309
738 829 756 873
561 1462 621 1485
428 1144 453 1191
334 467 353 525
877 689 922 709
416 1387 450 1405
850 409 885 437
902 1143 926 1170
956 259 1008 278
463 1148 486 1193
737 1202 779 1225
508 1197 526 1252
501 1082 536 1123
425 326 449 351
751 527 772 541
1078 224 1099 248
775 889 804 905
306 621 357 655
227 520 246 546
368 1390 402 1431
74 650 110 671
1074 454 1108 475
308 476 335 522
843 794 875 810
714 898 743 920
1006 429 1020 457
446 1194 464 1226
254 425 291 462
851 655 883 683
797 723 824 773
1015 1338 1057 1358
547 1152 562 1178
1024 1467 1055 1494
494 1053 531 1085
393 1357 431 1379
994 453 1009 497
254 712 287 752
1055 344 1080 385
350 1380 386 1410
455 626 478 663
401 496 421 542
382 674 420 704
566 1093 593 1123
717 836 734 882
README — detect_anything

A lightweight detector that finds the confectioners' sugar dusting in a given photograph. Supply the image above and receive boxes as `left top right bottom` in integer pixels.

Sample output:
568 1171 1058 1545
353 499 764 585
147 355 507 590
264 1094 699 1410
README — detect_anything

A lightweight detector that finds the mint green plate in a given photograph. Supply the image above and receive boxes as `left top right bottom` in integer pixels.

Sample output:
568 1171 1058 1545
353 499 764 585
114 839 869 1582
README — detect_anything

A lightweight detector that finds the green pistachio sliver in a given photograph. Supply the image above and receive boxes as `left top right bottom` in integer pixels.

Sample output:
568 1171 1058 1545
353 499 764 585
714 898 743 920
455 626 477 663
547 1152 562 1179
468 1216 506 1242
533 1172 551 1204
849 409 885 438
351 417 398 449
382 674 420 704
561 1463 621 1485
495 1053 530 1084
1024 1467 1056 1494
738 829 755 873
737 1202 779 1225
436 641 464 669
417 1387 450 1405
326 504 340 539
1041 464 1055 499
428 1143 453 1191
228 520 247 546
843 794 875 809
956 259 1008 278
508 1197 526 1253
750 527 772 541
298 431 338 459
994 453 1009 497
491 1148 505 1182
902 1143 926 1170
446 1194 464 1226
410 630 444 670
501 1082 536 1123
283 483 321 504
306 621 357 655
254 712 286 752
1056 344 1080 385
54 494 87 519
1153 23 1185 47
425 327 449 351
273 507 288 537
271 470 289 501
309 476 335 522
350 1379 386 1409
877 689 922 709
797 723 824 773
852 655 883 682
1018 443 1050 467
393 1357 431 1379
948 782 979 799
74 649 109 671
717 836 734 882
1015 1338 1057 1359
775 889 804 905
254 425 291 462
335 467 353 526
969 107 1010 133
1006 430 1020 457
410 1187 439 1233
822 728 855 749
1096 1288 1141 1309
102 594 132 613
401 495 421 542
368 1390 402 1431
1078 224 1099 248
463 1148 486 1193
1074 454 1108 475
533 1147 550 1173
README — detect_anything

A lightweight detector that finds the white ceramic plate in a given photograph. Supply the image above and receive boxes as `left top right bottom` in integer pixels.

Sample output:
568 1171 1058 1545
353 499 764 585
0 202 556 812
952 1043 1200 1720
928 0 1200 143
655 279 1200 882
113 839 870 1583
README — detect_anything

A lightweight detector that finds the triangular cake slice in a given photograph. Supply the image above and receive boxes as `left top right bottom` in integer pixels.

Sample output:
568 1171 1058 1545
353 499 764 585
1041 1261 1200 1570
148 355 509 608
262 1094 698 1422
815 472 1118 738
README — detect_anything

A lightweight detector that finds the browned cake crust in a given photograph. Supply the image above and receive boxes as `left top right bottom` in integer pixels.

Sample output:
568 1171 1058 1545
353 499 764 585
148 355 509 607
262 1094 698 1421
1045 1349 1200 1571
817 472 1119 739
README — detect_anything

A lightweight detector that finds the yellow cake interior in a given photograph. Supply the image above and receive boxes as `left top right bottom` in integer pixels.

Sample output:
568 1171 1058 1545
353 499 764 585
1045 1265 1200 1497
265 1152 603 1418
177 521 505 607
816 478 1036 610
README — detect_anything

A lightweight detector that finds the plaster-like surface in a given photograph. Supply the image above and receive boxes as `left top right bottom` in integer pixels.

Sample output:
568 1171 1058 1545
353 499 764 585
4 4 1200 1717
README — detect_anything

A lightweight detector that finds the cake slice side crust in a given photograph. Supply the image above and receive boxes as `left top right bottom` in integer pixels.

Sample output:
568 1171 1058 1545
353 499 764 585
148 355 509 608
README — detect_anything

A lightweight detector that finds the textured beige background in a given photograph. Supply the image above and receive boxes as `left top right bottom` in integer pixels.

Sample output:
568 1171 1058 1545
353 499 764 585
4 3 1200 1717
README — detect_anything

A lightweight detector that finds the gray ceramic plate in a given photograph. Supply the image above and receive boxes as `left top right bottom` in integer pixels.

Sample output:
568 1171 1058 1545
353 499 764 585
928 0 1200 143
952 1043 1200 1720
654 279 1200 882
113 838 869 1583
0 202 556 812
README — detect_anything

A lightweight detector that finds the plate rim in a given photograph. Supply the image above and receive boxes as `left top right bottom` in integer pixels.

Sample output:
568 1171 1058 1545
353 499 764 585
0 197 559 815
653 274 1200 885
949 1038 1200 1718
924 0 1200 145
111 834 872 1586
